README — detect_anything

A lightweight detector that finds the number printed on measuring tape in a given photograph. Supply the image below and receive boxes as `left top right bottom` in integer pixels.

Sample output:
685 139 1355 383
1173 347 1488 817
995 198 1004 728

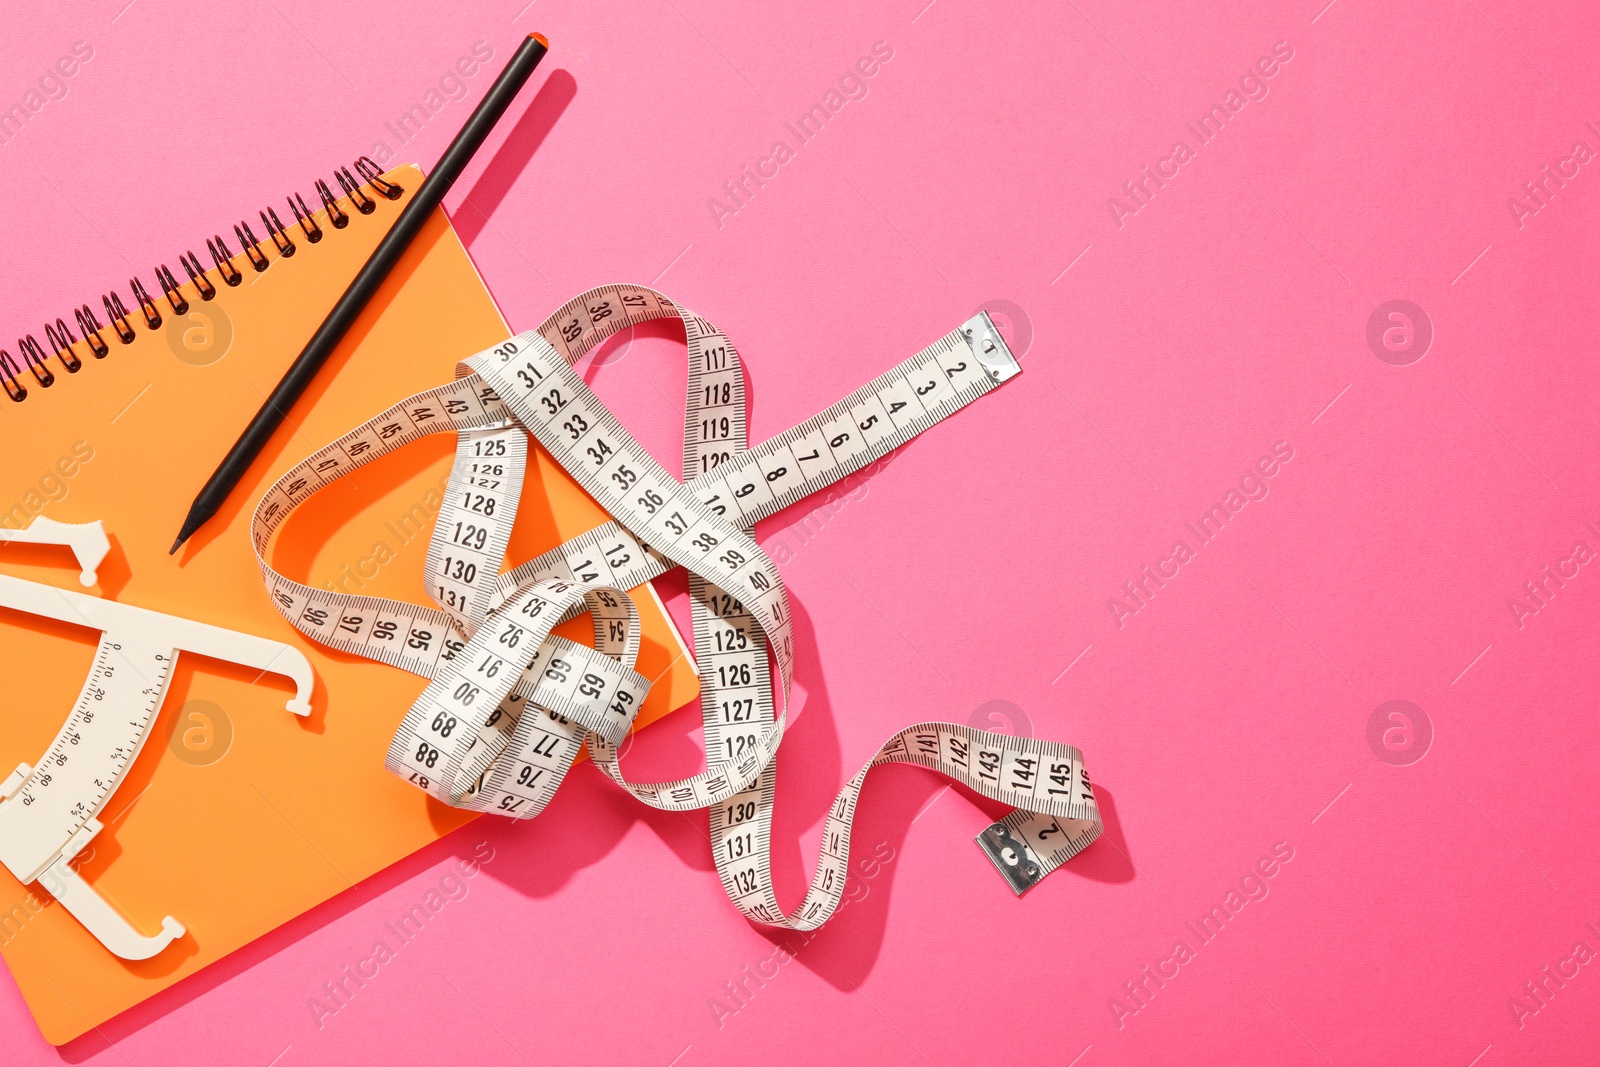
250 285 1101 925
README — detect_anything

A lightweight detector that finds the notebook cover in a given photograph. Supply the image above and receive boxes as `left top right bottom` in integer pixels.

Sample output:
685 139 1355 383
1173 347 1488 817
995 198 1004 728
0 165 698 1044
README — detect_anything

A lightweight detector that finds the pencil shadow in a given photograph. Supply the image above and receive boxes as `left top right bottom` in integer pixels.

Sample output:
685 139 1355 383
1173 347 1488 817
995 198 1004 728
454 69 577 247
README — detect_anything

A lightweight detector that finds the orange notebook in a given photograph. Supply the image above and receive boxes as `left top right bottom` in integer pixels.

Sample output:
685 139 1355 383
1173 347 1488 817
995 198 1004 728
0 164 697 1045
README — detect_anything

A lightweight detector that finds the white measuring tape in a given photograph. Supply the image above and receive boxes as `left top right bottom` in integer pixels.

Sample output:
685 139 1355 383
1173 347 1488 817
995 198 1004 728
0 518 314 959
251 285 1100 927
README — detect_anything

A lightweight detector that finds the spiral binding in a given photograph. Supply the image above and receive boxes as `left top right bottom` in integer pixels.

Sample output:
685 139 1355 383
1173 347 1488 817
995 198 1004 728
0 157 404 404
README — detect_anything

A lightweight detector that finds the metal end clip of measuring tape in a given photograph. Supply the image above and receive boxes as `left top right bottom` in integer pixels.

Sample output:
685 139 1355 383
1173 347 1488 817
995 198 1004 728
250 285 1101 924
0 518 314 959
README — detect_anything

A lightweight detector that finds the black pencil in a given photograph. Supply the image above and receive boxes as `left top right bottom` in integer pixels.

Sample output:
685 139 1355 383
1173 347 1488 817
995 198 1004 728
171 32 550 554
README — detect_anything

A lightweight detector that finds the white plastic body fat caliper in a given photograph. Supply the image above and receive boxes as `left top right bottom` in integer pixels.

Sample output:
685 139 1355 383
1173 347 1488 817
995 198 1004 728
0 517 313 959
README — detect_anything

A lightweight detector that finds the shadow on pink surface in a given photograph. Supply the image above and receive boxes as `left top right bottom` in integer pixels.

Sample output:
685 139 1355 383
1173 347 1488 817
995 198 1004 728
51 827 496 1064
476 590 847 904
46 579 1135 1057
762 783 1137 991
452 69 577 248
41 264 1113 1046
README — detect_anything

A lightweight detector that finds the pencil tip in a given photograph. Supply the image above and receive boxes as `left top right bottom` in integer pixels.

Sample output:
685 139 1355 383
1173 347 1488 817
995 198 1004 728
169 535 186 556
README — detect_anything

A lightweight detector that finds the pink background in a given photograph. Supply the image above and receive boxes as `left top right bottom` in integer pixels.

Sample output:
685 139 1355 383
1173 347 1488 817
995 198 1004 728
4 0 1600 1063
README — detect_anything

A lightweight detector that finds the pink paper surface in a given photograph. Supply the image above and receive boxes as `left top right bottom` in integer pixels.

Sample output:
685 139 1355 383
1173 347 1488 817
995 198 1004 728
4 1 1599 1063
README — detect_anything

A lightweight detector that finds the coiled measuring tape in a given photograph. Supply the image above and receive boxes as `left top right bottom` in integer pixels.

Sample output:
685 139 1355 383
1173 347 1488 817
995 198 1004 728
250 285 1100 926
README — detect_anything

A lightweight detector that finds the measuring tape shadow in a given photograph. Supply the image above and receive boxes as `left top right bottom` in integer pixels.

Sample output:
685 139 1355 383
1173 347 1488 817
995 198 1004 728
250 287 1103 922
251 286 1102 932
